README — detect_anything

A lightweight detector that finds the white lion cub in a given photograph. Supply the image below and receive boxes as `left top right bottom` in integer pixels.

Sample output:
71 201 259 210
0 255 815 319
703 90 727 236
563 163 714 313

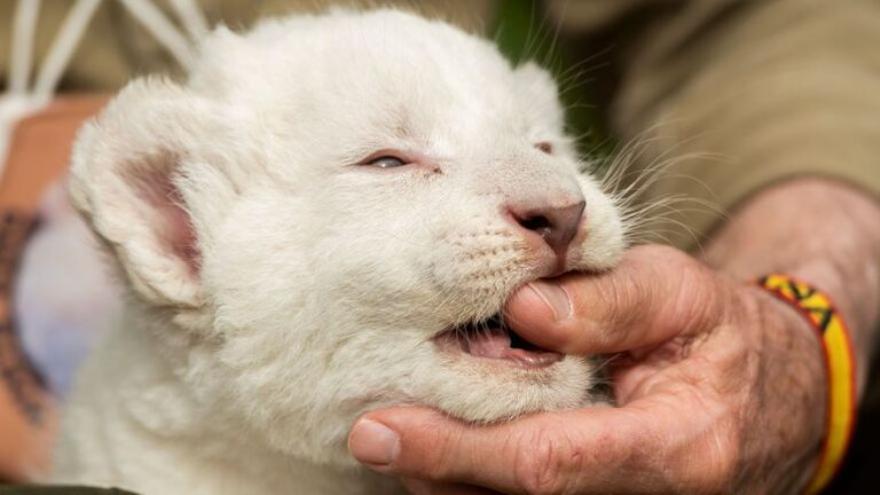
52 8 625 495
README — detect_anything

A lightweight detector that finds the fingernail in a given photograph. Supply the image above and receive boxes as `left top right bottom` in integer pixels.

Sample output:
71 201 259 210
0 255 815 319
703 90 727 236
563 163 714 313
525 281 572 321
348 419 400 466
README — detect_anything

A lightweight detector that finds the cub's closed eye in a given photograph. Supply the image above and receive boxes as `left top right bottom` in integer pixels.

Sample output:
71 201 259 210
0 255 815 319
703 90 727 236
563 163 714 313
534 142 553 155
362 155 409 169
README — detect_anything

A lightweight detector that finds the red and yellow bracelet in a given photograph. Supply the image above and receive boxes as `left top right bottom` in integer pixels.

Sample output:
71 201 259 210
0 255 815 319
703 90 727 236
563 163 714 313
758 274 856 494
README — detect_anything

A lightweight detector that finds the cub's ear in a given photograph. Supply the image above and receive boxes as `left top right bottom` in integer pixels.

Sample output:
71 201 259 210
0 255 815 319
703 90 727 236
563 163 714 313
69 78 220 308
514 61 564 124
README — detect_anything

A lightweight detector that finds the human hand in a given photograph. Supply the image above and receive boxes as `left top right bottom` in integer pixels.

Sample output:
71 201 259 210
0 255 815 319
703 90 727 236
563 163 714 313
348 244 828 494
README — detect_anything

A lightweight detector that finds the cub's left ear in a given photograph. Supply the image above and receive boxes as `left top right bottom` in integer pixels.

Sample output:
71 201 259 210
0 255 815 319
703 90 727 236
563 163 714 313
69 78 225 309
514 61 565 124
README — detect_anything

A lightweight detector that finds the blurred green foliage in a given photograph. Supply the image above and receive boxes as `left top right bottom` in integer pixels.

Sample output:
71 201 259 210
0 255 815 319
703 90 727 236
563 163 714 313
491 0 615 160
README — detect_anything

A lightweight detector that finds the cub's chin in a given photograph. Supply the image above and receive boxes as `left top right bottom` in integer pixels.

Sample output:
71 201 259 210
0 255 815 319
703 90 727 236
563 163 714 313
419 312 601 424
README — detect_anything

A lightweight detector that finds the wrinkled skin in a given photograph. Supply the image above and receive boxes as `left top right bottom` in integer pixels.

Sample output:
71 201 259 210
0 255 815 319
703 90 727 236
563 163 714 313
349 179 880 494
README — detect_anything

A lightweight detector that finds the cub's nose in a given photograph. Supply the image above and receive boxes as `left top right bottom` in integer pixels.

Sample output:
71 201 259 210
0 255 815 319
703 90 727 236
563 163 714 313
508 200 586 257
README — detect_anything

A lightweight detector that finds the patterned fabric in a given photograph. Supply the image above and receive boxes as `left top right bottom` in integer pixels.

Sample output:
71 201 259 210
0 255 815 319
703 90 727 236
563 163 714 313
760 275 857 494
0 96 105 482
0 211 45 425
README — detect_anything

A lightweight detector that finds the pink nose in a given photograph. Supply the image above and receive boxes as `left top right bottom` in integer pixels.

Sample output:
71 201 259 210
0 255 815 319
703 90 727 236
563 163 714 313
508 200 585 257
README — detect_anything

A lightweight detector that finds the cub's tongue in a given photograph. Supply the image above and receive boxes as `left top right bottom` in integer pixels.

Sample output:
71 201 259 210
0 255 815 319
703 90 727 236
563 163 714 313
464 327 564 367
434 313 565 368
465 331 512 359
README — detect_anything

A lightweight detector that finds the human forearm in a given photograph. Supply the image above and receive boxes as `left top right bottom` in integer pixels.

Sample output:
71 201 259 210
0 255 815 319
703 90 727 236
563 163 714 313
606 1 880 251
701 178 880 393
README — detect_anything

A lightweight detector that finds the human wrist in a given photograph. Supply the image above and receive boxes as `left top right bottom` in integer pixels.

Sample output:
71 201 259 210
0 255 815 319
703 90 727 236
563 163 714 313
702 178 880 393
753 274 864 494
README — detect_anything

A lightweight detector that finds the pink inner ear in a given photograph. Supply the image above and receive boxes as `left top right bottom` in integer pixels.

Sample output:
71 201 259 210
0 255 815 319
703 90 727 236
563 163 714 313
160 187 200 275
132 162 200 276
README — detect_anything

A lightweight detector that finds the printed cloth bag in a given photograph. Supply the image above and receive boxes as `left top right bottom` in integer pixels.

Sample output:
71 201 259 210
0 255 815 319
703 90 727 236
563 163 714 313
0 96 105 482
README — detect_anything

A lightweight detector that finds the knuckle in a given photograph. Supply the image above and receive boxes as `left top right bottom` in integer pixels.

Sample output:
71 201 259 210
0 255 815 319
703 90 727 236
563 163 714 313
663 257 721 332
412 427 463 481
419 425 466 481
637 243 692 269
623 245 716 334
512 426 581 495
641 244 704 284
580 276 628 344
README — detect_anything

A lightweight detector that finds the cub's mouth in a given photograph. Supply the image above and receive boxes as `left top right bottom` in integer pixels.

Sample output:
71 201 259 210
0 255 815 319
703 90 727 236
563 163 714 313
433 313 563 368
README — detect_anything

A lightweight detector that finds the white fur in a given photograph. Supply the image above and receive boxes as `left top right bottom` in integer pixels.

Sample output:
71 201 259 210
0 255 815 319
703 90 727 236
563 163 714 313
51 9 625 494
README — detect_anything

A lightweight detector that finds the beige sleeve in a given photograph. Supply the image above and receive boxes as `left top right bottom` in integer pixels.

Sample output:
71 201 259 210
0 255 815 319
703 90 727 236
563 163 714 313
563 1 880 249
0 0 493 92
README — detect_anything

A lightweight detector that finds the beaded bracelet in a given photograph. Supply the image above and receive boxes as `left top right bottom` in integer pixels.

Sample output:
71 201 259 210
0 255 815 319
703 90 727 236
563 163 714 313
757 274 856 494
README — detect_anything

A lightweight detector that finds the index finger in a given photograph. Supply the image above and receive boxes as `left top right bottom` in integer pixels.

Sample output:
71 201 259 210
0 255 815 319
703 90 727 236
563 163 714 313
349 402 669 495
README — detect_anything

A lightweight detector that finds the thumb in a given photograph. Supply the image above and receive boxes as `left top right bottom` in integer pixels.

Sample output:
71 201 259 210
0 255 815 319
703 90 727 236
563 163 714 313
504 244 726 355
